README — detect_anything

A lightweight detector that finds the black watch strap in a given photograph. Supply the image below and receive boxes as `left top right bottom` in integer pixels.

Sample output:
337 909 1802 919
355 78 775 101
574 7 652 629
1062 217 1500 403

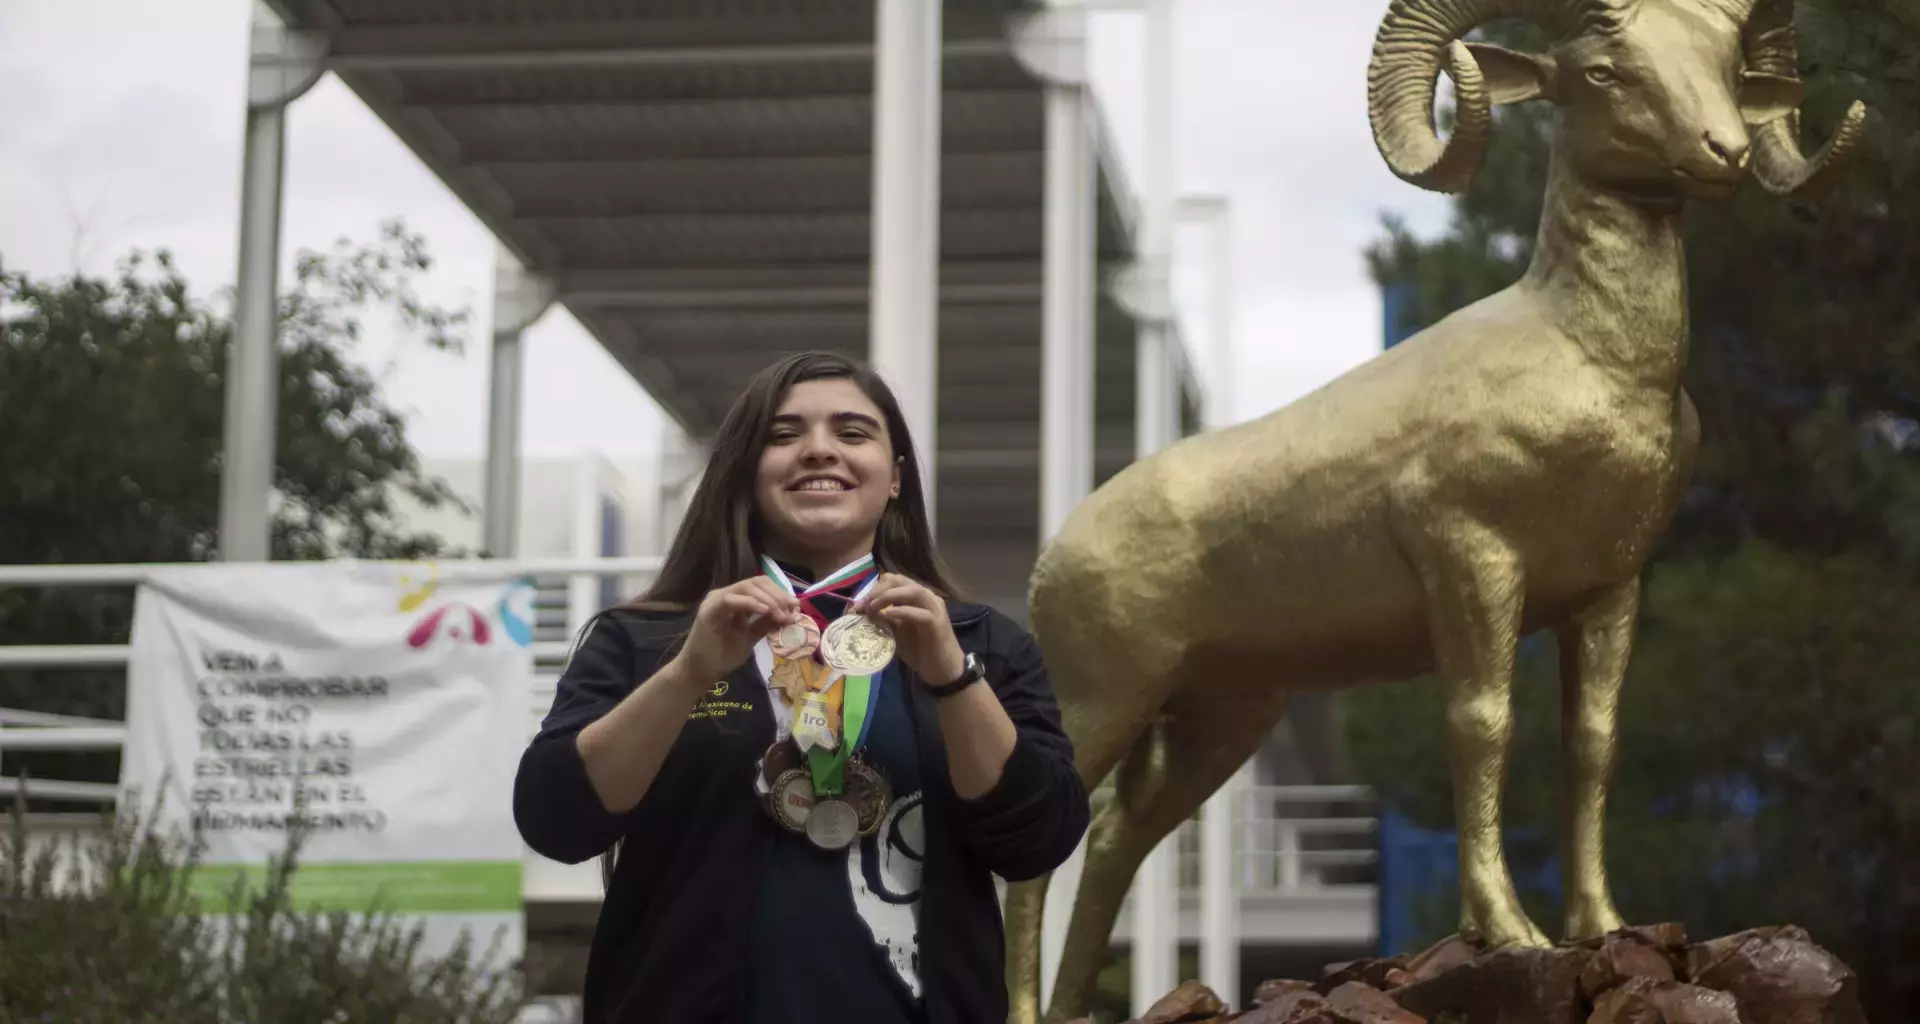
924 652 985 698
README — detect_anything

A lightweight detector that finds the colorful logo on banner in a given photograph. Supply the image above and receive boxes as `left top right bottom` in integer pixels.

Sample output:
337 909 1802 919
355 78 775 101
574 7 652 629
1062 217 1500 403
397 566 536 650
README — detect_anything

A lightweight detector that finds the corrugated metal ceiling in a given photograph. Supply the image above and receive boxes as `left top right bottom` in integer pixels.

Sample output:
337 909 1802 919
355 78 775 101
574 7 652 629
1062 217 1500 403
266 0 1154 608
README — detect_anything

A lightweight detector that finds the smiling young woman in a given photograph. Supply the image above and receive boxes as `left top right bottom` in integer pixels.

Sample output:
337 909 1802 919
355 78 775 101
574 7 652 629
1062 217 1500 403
512 351 1090 1024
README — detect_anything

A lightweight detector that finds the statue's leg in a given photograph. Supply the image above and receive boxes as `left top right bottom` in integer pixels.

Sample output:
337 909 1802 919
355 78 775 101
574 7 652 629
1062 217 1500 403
1045 690 1286 1022
1556 578 1636 942
1004 874 1051 1024
1032 720 1162 1024
1010 656 1165 1024
1407 516 1549 949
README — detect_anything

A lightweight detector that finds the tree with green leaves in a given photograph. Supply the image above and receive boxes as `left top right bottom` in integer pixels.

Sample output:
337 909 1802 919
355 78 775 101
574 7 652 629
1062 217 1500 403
0 220 473 795
0 223 534 1019
1348 1 1920 1019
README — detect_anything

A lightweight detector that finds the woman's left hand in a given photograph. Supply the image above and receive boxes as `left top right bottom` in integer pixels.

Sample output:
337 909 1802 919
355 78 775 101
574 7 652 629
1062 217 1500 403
852 573 967 686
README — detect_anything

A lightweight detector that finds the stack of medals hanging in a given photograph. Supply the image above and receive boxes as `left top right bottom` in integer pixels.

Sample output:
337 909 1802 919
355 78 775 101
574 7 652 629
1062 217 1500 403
755 555 897 851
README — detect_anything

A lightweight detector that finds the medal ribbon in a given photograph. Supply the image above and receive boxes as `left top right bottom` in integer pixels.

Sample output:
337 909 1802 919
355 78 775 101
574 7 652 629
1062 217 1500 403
758 555 886 795
759 553 875 601
809 573 885 795
759 554 880 640
806 668 883 797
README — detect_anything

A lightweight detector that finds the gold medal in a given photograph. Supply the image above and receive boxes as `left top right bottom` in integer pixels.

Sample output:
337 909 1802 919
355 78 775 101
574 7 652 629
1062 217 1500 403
821 614 896 675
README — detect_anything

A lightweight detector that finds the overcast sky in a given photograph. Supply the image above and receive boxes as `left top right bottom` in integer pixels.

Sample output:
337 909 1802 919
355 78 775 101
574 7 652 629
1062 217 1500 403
0 0 1452 463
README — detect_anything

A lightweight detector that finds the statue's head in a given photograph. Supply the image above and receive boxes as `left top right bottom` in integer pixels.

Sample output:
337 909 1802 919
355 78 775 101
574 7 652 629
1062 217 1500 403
1366 0 1867 201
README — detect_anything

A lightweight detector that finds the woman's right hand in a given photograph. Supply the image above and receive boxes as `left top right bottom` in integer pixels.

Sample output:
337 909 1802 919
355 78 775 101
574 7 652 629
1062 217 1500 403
670 576 802 686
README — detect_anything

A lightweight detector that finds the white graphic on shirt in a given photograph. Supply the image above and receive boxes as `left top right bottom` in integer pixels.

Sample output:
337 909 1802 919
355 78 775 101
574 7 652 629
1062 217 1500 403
849 790 925 1000
756 633 922 999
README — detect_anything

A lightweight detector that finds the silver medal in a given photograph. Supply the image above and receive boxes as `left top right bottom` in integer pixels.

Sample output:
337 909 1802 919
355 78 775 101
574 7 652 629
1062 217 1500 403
805 798 860 851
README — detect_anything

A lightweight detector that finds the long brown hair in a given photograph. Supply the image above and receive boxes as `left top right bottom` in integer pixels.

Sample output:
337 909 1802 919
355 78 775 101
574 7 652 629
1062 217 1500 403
633 350 965 610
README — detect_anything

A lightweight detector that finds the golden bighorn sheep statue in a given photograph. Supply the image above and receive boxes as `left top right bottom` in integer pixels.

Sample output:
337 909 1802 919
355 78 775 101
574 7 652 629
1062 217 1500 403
1006 0 1866 1019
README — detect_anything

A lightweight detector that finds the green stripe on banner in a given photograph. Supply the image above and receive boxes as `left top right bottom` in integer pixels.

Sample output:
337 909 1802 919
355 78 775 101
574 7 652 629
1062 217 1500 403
184 861 522 915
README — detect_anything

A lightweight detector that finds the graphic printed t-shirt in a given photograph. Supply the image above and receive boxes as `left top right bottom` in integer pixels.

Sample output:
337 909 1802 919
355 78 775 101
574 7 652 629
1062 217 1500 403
744 565 926 1024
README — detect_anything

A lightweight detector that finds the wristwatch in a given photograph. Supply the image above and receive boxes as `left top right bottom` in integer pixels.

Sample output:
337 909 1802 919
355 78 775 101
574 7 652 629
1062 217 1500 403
924 651 986 699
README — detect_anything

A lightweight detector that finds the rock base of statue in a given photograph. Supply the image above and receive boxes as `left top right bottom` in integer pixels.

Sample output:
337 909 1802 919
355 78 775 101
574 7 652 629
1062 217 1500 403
1089 924 1868 1024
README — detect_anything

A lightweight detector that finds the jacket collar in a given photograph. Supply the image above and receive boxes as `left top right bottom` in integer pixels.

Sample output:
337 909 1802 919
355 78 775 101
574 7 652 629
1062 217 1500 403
943 597 992 627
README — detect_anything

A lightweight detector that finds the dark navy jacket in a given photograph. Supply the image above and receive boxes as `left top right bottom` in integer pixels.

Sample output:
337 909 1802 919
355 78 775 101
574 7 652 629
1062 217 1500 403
512 598 1089 1024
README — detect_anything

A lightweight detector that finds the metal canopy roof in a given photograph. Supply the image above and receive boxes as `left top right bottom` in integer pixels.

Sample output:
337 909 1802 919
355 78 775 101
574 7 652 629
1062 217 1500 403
266 0 1162 609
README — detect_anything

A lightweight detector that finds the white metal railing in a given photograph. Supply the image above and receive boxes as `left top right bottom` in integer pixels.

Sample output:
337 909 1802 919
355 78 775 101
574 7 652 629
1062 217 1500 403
0 557 662 802
0 778 118 802
1172 783 1378 895
0 558 666 589
3 559 1381 903
0 557 662 671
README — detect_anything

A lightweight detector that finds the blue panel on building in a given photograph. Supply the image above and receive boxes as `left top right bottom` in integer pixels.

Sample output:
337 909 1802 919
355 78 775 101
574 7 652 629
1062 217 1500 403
599 497 624 610
1382 281 1417 350
1376 811 1459 957
1376 812 1564 957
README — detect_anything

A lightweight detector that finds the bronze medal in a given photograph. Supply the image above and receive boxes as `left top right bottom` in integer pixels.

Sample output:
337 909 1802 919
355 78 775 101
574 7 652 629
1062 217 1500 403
845 756 893 837
768 615 820 662
769 768 814 834
759 739 804 791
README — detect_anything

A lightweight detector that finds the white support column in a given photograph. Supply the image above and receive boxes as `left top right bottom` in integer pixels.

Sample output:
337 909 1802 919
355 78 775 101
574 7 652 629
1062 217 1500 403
1189 151 1247 984
1203 200 1235 431
1013 3 1096 1009
484 245 555 559
1021 4 1096 544
869 0 944 528
1179 195 1235 431
1202 760 1251 1007
217 2 324 562
1168 336 1196 441
1133 329 1172 460
654 433 704 556
1136 0 1178 456
1196 195 1249 995
1040 41 1095 1012
568 457 605 636
1133 832 1178 1012
1277 817 1302 890
1130 0 1181 1013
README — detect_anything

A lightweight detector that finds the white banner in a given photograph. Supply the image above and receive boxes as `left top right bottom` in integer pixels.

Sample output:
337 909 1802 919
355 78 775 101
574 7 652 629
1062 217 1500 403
119 560 534 960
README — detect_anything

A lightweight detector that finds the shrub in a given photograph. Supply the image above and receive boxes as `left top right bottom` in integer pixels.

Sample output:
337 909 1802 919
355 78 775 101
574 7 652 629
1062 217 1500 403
0 784 526 1023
